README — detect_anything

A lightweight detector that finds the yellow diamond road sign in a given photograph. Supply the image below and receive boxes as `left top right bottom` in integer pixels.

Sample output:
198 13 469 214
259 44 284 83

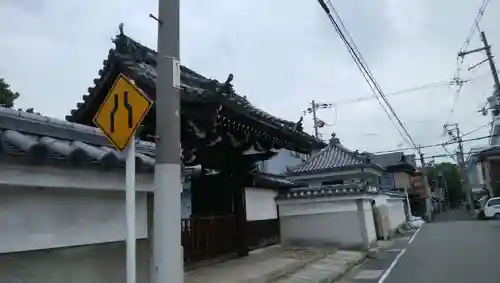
93 74 153 151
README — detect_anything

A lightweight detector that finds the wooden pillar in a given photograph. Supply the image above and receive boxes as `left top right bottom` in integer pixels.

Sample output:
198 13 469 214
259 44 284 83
230 171 249 257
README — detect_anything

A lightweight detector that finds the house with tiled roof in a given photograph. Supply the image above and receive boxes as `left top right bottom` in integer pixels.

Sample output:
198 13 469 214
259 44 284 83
275 133 409 248
367 152 417 194
286 133 385 187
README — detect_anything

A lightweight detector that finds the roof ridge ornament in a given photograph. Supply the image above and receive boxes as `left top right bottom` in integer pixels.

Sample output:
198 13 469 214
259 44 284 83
329 132 340 146
118 23 124 36
293 116 304 132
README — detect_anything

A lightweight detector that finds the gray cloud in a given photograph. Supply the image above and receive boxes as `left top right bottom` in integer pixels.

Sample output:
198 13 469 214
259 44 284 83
1 0 498 163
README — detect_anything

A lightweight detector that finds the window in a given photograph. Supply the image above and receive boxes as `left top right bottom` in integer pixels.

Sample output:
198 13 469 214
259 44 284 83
487 198 500 207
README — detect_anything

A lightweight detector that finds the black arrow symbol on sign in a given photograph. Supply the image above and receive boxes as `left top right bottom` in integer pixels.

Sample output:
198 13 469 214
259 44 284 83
110 94 119 133
123 91 133 128
109 91 133 133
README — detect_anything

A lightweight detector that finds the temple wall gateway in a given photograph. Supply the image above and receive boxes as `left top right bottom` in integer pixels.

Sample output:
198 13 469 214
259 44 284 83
277 191 378 250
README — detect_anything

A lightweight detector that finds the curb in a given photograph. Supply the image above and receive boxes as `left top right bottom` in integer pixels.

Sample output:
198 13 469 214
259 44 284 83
262 252 331 283
240 249 336 283
324 253 367 283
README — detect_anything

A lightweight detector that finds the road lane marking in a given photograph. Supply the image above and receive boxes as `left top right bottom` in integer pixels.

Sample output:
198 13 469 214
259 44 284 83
377 248 406 283
354 270 384 280
408 226 423 244
386 248 402 252
378 226 423 283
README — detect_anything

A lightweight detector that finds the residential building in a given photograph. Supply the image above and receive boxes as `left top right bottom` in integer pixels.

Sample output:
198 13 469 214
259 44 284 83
286 133 385 187
278 133 407 249
367 152 416 194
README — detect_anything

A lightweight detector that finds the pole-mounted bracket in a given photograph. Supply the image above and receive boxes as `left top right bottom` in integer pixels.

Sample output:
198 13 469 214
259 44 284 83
149 13 163 25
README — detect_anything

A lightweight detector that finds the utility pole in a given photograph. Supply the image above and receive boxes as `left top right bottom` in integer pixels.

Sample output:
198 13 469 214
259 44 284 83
458 31 500 91
311 100 319 138
480 31 500 92
459 31 500 116
444 177 450 210
419 152 433 220
444 123 473 212
154 0 183 282
437 171 449 212
304 100 334 139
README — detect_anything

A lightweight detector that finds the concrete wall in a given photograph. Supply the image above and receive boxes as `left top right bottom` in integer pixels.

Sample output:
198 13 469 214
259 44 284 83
245 187 278 221
277 196 376 250
362 201 377 243
0 183 154 283
373 194 406 236
387 198 406 232
0 240 151 283
0 187 148 253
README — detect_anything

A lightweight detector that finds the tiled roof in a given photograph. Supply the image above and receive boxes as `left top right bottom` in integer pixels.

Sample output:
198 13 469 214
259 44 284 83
277 184 380 200
0 108 299 189
365 152 416 172
66 30 326 151
182 166 298 189
289 140 376 175
0 107 158 171
251 172 298 188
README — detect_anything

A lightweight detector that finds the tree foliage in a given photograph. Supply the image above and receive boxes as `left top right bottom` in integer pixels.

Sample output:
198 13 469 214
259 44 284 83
425 162 463 207
0 78 41 115
0 78 20 108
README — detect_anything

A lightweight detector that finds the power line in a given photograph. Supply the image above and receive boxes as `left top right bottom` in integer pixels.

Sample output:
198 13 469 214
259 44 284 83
455 0 491 80
447 0 491 123
331 72 493 107
460 121 493 137
317 0 420 153
374 134 496 154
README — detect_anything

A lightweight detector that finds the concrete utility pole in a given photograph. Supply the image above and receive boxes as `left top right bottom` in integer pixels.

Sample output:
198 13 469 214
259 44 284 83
153 0 183 282
419 152 433 220
444 123 473 212
305 100 334 139
458 31 500 89
311 100 319 138
459 30 500 102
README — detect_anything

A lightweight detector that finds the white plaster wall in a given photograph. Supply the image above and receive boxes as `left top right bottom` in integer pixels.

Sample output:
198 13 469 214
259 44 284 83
245 187 278 221
387 198 406 231
0 164 154 192
278 197 358 217
374 194 389 206
278 195 376 249
0 187 147 253
361 200 377 244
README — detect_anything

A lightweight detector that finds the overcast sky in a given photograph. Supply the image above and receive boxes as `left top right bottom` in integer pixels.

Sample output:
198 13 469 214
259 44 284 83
1 0 499 162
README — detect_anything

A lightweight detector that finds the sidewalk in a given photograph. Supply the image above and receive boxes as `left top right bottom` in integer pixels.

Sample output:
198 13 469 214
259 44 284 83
185 245 364 283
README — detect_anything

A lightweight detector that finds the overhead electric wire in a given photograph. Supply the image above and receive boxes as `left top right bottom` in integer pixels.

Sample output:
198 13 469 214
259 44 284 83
448 0 491 122
455 0 491 80
460 121 493 137
331 72 493 106
317 0 420 153
374 134 497 154
422 151 483 160
316 0 412 148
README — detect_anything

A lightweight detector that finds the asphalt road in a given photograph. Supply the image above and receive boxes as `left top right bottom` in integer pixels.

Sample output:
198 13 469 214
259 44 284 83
384 211 500 283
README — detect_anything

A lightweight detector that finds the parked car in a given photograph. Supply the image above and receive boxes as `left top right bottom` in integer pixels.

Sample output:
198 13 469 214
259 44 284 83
483 197 500 219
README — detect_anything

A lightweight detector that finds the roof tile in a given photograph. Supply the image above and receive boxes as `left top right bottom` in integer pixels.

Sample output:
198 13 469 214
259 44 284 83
290 142 366 174
66 33 327 150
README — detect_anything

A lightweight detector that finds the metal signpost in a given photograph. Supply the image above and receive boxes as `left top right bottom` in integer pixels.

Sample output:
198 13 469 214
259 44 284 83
93 74 153 283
